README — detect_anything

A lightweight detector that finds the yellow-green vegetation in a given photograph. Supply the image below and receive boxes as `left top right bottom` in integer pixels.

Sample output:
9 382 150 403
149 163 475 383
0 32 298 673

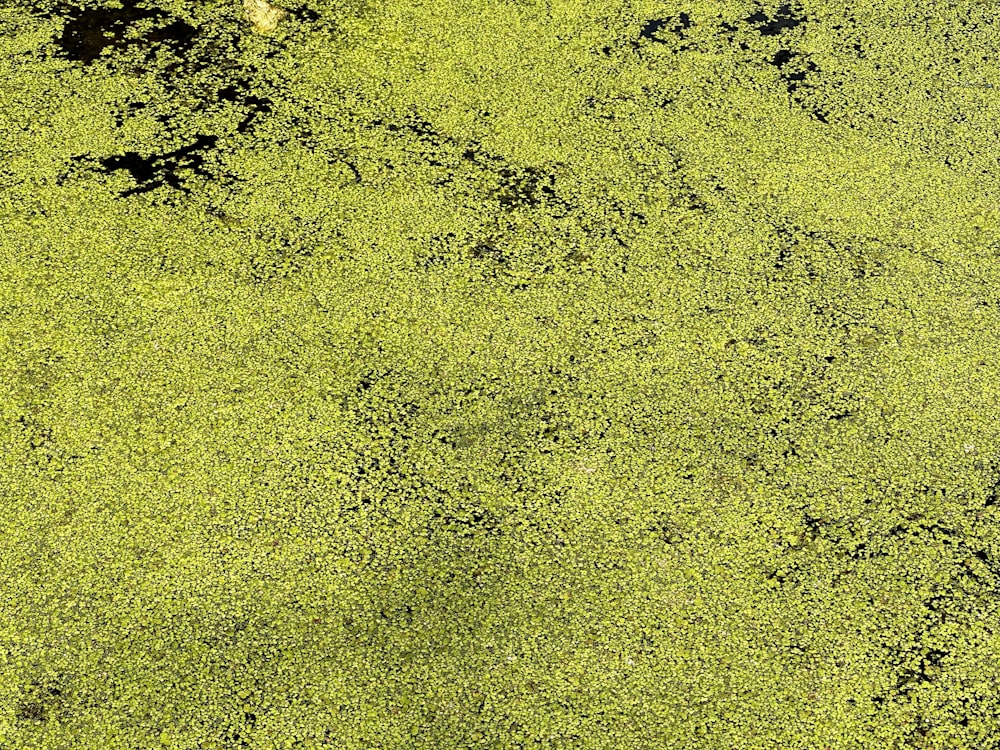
3 0 1000 747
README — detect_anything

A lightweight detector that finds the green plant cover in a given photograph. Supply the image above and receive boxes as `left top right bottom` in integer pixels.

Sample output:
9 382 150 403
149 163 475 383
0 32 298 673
2 0 1000 747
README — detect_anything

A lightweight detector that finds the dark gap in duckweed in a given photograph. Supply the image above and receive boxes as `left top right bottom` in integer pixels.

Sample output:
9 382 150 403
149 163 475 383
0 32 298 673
744 2 807 37
230 91 275 134
276 100 362 182
401 140 595 279
661 146 709 211
49 0 191 65
94 133 218 197
39 0 324 204
772 502 1000 609
43 0 660 289
13 674 77 726
769 48 828 123
224 729 253 750
637 14 691 45
15 413 85 478
985 482 1000 508
646 508 685 545
428 505 503 540
793 607 965 724
494 165 559 209
414 232 454 271
625 5 843 126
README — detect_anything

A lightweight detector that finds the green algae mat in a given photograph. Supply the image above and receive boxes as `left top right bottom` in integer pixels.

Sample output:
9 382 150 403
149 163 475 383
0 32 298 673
3 0 1000 747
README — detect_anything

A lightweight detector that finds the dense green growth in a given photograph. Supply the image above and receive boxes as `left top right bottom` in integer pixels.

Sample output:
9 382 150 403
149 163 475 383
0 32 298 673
2 0 1000 746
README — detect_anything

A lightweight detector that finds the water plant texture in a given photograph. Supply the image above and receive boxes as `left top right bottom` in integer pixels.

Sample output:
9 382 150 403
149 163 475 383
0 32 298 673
2 0 1000 747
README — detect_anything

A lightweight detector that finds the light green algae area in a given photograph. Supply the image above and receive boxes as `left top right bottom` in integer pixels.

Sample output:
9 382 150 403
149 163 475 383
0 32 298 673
2 0 1000 747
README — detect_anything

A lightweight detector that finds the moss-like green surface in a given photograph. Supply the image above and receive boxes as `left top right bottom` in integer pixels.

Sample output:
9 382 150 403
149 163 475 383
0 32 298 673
3 0 1000 747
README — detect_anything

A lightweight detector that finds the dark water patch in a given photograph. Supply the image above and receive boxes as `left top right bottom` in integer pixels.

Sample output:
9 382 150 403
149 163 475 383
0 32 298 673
985 464 1000 507
371 111 465 173
412 231 514 279
49 0 191 65
31 0 366 208
468 237 509 269
289 4 321 23
230 90 275 134
744 2 807 36
366 115 573 218
373 112 444 141
762 223 890 286
494 165 557 209
89 133 220 197
770 49 819 95
413 231 458 271
428 503 503 540
645 508 686 545
460 141 571 212
619 5 836 125
891 648 946 696
768 48 828 122
637 13 691 44
15 413 84 478
653 145 710 212
14 673 78 725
